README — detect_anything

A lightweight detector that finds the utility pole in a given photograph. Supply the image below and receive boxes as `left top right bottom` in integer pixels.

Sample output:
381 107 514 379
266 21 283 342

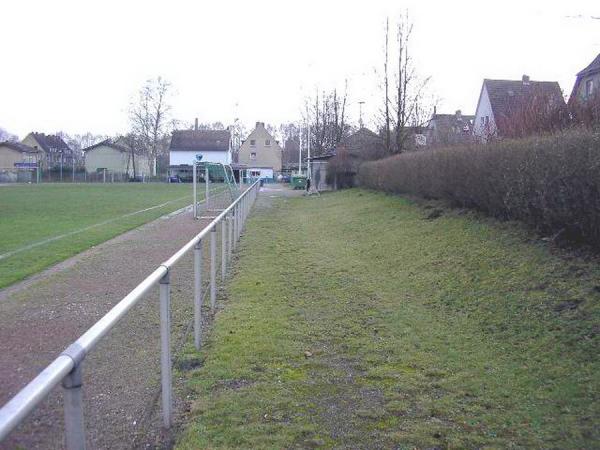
359 101 365 129
298 125 302 175
59 151 63 182
307 125 311 180
72 150 75 182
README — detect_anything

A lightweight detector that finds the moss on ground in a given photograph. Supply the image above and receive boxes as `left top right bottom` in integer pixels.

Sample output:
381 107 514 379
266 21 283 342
177 189 599 449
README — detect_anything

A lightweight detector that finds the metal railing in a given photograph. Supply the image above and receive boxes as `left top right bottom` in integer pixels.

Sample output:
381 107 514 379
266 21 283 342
0 180 261 449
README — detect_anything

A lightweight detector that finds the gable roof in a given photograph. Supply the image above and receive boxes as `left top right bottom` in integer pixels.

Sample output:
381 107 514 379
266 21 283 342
483 79 564 123
28 132 71 152
170 129 230 152
430 113 474 128
331 127 386 161
576 53 600 77
82 139 129 153
569 53 600 103
0 141 40 153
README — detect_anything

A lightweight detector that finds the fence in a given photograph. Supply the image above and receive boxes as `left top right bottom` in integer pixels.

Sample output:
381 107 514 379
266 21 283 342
0 179 261 449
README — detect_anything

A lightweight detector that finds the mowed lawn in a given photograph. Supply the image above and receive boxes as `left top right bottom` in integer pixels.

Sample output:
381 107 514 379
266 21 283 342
177 189 599 449
0 183 192 288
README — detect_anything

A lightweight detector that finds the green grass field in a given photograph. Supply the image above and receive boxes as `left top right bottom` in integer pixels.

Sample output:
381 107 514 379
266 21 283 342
177 189 599 449
0 183 194 288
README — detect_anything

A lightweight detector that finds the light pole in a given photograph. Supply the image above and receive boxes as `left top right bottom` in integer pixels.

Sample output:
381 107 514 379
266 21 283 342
359 101 365 129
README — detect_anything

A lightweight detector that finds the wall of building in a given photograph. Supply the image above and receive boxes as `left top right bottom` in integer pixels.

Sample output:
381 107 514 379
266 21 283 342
576 72 600 101
472 85 496 140
169 150 230 166
0 147 25 168
246 167 274 180
238 123 282 172
85 145 151 176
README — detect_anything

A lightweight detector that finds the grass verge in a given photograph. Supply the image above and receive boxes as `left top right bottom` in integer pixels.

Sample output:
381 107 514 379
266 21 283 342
177 188 599 449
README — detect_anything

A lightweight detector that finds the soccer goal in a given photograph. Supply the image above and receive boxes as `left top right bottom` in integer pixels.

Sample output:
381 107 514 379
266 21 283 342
192 162 240 219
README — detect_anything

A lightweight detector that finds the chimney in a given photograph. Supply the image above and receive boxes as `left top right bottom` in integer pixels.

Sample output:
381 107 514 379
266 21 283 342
194 118 198 131
256 121 264 129
522 74 530 84
455 109 462 119
433 105 437 115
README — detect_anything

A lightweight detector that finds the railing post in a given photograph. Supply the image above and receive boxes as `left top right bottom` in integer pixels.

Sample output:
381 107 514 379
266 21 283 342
159 271 172 428
62 363 85 450
221 219 227 281
193 240 202 350
210 226 217 310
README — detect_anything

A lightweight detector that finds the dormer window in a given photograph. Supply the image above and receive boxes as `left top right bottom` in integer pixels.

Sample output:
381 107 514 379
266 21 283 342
265 139 271 146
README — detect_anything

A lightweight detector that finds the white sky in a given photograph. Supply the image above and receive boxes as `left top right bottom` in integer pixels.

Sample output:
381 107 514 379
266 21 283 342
1 0 599 138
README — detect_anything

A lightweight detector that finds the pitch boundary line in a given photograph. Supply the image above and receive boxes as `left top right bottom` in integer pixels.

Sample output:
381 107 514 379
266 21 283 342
0 195 192 262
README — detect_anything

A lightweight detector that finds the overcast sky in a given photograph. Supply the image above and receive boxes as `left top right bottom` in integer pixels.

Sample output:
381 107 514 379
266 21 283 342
1 0 599 138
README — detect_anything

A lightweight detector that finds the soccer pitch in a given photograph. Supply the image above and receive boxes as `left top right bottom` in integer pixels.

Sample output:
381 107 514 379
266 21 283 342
0 183 194 289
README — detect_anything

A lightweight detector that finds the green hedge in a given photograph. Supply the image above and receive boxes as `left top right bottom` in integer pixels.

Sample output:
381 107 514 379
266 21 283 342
358 128 600 248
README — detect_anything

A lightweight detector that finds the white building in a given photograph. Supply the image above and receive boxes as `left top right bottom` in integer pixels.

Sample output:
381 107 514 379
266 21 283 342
169 128 232 166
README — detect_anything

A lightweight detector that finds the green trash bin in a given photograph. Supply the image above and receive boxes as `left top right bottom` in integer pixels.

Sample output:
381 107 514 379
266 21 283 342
290 175 307 190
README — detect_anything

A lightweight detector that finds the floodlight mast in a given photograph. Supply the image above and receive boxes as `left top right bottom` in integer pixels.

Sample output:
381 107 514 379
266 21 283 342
298 126 302 176
307 125 311 180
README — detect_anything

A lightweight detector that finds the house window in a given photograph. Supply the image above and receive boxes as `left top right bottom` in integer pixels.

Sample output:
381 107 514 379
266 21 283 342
250 152 256 160
250 139 256 146
484 116 489 126
265 139 271 146
585 79 594 98
250 170 261 177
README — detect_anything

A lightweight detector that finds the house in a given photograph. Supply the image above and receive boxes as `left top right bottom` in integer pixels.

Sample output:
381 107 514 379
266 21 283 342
0 142 42 182
314 127 386 189
281 138 301 175
238 122 282 180
21 132 73 169
426 109 474 146
569 53 600 104
472 75 565 141
83 139 151 178
169 127 232 166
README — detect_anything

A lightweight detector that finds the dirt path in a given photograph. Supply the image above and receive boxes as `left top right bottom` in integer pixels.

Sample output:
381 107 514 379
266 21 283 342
0 193 231 449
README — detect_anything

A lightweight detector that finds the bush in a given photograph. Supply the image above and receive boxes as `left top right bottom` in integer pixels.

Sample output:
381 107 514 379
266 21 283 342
358 128 600 248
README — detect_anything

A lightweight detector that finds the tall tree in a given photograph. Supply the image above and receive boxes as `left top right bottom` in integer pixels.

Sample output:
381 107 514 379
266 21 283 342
382 13 433 154
383 18 391 153
305 83 350 155
129 77 173 175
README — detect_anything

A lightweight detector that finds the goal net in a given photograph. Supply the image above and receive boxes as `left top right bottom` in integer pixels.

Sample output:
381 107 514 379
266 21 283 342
192 162 240 219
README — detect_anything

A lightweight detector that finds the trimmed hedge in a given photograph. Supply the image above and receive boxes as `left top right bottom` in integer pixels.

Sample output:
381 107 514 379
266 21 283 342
358 128 600 248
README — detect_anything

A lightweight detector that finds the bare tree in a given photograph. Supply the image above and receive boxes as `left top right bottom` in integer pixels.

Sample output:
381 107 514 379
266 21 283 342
0 127 18 143
383 18 391 153
129 77 173 176
381 13 433 154
304 83 351 155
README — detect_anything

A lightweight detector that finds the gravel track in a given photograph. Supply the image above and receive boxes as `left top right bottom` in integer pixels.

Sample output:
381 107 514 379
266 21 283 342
0 192 232 449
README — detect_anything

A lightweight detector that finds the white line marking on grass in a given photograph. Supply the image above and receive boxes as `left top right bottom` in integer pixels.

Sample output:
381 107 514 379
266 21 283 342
0 195 191 262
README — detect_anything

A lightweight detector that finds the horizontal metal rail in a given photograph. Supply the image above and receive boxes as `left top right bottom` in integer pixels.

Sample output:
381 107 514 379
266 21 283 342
0 180 261 447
